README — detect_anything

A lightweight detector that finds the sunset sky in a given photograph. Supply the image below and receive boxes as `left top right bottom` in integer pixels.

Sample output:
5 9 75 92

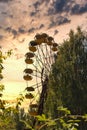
0 0 87 103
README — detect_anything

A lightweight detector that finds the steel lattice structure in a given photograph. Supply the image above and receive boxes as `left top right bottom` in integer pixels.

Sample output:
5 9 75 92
23 33 58 117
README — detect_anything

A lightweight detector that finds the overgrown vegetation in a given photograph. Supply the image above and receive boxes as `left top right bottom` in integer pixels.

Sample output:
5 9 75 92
44 27 87 130
0 27 87 130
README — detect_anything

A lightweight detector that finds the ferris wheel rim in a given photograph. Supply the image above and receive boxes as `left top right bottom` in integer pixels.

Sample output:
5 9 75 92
23 33 58 115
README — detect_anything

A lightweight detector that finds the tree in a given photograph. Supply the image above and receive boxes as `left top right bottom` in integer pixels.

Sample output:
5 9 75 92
0 47 12 109
44 27 87 129
0 48 16 130
0 47 5 97
0 48 28 130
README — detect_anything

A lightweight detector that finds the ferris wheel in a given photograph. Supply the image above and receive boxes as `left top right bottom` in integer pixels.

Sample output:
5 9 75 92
23 33 58 116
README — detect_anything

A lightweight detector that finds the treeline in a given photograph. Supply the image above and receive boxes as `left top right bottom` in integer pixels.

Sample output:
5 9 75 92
44 27 87 130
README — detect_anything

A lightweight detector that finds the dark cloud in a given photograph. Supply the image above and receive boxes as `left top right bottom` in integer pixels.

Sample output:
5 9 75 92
33 1 40 9
1 12 7 15
48 0 87 16
5 27 12 32
49 20 55 28
47 0 71 15
49 16 71 28
30 11 37 16
11 29 18 38
0 35 4 40
54 30 59 35
30 1 43 17
47 0 69 15
71 4 87 14
28 27 36 33
47 8 54 15
5 27 18 38
1 11 13 18
54 0 67 12
5 26 26 38
0 0 12 3
58 16 71 25
33 0 48 7
39 24 44 29
18 27 25 34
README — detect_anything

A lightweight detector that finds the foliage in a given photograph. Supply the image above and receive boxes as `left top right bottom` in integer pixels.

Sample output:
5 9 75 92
14 94 26 130
0 48 30 130
22 107 80 130
0 48 17 129
44 27 87 129
0 28 87 130
0 48 12 109
22 28 87 130
0 107 16 130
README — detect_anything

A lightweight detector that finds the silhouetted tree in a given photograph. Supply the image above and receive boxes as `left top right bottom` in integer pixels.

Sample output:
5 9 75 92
44 27 87 130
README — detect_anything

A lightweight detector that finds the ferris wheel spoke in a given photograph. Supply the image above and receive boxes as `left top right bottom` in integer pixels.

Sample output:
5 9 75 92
34 84 42 90
35 55 41 87
35 54 43 70
32 64 48 78
38 44 51 71
35 58 42 94
34 70 47 80
39 45 47 65
34 54 50 73
37 45 44 64
45 44 52 69
49 46 54 65
25 82 42 89
32 64 42 74
30 87 42 104
30 93 39 104
37 45 50 72
30 73 41 79
49 47 54 65
35 84 41 96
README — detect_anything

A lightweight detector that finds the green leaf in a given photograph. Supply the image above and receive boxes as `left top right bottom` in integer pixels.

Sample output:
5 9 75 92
36 114 47 122
71 126 78 130
57 106 71 115
67 119 80 123
82 114 87 120
47 120 56 126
